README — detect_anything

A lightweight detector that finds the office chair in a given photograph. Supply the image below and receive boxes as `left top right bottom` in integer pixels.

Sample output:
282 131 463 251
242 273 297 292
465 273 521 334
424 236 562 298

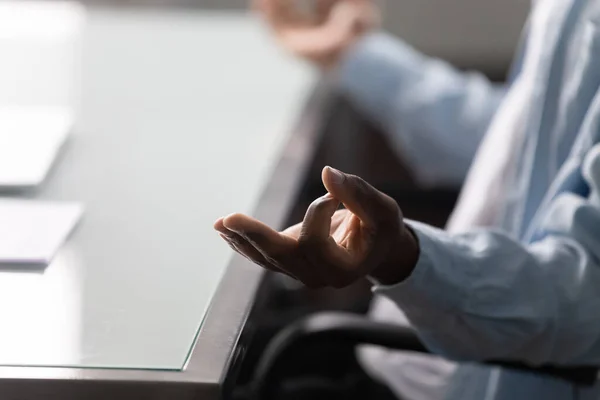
249 312 598 400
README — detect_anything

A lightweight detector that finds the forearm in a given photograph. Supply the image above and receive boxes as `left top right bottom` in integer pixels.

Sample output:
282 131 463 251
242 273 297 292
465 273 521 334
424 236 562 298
337 33 506 186
375 209 600 365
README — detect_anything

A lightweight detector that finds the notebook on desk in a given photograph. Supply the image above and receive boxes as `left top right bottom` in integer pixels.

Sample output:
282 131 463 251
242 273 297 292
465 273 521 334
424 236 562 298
0 199 83 268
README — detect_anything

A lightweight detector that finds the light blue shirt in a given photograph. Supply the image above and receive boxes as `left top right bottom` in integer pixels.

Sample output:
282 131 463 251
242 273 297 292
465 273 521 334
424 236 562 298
338 0 600 399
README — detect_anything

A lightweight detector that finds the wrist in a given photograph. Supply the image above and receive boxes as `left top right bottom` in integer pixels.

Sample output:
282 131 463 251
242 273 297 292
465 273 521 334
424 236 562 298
369 224 420 286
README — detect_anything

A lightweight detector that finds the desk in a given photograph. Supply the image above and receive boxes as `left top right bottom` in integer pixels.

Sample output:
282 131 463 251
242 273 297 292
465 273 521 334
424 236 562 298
0 5 321 398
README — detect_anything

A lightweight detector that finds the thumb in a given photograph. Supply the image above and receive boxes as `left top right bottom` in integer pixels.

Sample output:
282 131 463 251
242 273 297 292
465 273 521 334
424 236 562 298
321 166 400 230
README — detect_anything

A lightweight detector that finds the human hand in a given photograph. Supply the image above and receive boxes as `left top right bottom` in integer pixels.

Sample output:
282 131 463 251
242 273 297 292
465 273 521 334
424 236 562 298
254 0 380 69
214 167 419 288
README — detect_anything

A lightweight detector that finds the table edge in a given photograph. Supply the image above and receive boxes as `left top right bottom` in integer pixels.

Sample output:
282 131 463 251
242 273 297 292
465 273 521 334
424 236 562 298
0 80 333 399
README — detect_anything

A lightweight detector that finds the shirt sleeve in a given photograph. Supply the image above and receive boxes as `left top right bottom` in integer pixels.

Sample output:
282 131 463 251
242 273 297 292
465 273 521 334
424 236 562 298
337 32 506 186
373 146 600 366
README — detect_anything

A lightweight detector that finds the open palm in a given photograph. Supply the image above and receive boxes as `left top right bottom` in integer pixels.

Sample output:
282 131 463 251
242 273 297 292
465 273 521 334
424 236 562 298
215 167 419 287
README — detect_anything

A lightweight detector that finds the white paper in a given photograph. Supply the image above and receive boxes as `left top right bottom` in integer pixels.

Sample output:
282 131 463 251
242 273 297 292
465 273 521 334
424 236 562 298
0 106 73 188
0 199 83 267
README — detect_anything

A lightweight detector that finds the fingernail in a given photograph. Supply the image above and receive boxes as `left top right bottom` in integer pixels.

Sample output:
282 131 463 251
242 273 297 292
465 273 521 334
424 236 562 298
327 166 346 185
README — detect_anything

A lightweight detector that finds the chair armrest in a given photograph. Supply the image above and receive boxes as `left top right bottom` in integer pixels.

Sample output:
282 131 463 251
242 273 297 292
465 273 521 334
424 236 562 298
250 312 598 399
251 312 427 400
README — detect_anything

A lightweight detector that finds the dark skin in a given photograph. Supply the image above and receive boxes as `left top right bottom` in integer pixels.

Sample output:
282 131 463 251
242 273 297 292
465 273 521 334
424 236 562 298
214 167 420 287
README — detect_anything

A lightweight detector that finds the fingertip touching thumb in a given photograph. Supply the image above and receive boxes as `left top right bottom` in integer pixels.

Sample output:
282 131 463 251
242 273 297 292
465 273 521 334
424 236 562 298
322 166 397 228
322 166 368 220
322 167 374 225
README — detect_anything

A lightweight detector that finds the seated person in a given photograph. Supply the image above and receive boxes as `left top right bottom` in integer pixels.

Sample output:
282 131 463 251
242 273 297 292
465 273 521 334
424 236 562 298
215 0 600 399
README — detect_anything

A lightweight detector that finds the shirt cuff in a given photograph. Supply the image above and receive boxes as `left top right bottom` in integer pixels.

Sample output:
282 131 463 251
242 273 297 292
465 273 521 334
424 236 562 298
371 220 469 314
